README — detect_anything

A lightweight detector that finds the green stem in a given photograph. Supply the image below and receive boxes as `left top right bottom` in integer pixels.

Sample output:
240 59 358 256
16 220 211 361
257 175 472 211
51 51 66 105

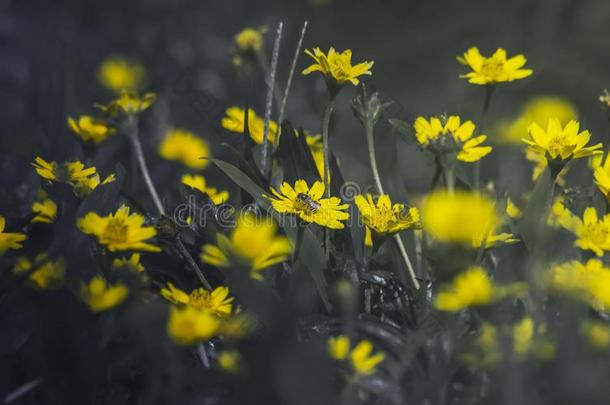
474 84 496 190
176 235 212 291
322 97 335 261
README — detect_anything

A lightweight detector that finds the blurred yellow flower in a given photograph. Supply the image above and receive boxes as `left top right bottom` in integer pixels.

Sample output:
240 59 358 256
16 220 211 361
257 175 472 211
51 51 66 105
95 90 156 117
328 335 385 375
218 350 242 373
161 283 234 317
112 253 145 273
302 47 374 87
266 180 349 230
560 207 610 257
97 57 146 93
593 153 610 201
457 47 532 85
167 305 221 346
547 196 577 229
413 115 492 162
234 27 266 52
496 96 577 144
582 321 610 350
0 215 26 255
13 254 65 289
67 115 116 144
181 174 229 205
221 106 278 145
549 259 610 311
354 194 420 238
506 197 522 220
512 317 534 356
32 157 115 197
422 189 517 248
434 266 527 312
522 119 602 166
78 205 161 252
31 196 57 224
201 212 291 279
159 128 210 169
81 276 128 312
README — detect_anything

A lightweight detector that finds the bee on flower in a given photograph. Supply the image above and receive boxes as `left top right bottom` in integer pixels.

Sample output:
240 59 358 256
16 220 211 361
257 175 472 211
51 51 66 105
221 106 279 145
265 179 349 229
354 194 420 243
97 56 147 93
81 276 129 312
161 283 234 318
68 115 117 145
457 47 532 85
181 174 230 205
327 335 385 376
0 215 26 255
158 128 211 170
413 115 492 162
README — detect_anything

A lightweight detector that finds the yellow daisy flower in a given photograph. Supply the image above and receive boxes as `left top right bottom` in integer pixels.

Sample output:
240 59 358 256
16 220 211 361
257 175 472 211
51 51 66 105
522 118 602 167
167 305 221 346
32 157 115 197
549 259 610 311
221 106 278 145
95 90 156 117
234 27 266 52
97 56 146 93
77 205 161 252
81 276 128 312
159 128 210 169
265 179 350 229
31 196 57 224
413 115 492 162
67 115 116 144
0 215 26 255
328 335 385 376
181 174 229 205
422 189 517 248
354 194 420 238
12 254 65 289
161 283 234 317
434 266 527 312
560 207 610 257
457 47 532 85
201 212 291 279
302 47 374 88
112 253 145 273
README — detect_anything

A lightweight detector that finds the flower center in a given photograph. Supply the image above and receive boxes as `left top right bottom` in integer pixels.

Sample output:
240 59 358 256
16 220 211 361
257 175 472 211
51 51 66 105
188 289 212 310
103 218 129 243
481 58 505 79
548 135 576 157
586 223 610 246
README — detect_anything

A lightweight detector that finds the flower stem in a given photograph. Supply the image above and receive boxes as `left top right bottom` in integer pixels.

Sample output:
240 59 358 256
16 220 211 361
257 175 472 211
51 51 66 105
364 122 420 290
474 84 496 189
176 235 212 291
322 97 335 260
261 22 283 176
126 117 165 216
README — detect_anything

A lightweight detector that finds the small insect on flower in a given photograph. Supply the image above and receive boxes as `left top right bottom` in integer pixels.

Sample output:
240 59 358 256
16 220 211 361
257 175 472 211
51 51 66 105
296 192 322 214
457 47 533 85
0 215 26 255
159 128 211 170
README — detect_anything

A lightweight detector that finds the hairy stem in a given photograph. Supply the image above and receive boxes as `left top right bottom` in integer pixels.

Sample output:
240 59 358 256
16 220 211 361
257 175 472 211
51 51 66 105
322 97 335 260
176 235 212 291
261 22 283 176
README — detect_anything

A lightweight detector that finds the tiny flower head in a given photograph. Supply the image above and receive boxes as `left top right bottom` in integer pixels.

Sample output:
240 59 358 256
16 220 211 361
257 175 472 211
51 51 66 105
560 207 610 257
159 128 210 169
81 276 128 312
582 321 610 350
221 106 278 145
234 26 267 53
201 212 291 279
328 335 385 376
457 47 532 85
354 194 420 238
13 254 65 289
67 115 116 144
31 196 57 224
181 174 229 205
77 205 161 252
266 180 349 229
97 56 146 93
302 47 374 90
112 253 145 273
0 215 26 255
413 115 492 162
167 305 221 346
95 90 156 117
218 350 242 373
161 283 234 318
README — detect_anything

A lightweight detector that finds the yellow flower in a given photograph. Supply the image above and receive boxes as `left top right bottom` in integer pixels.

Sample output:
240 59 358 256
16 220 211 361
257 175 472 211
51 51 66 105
593 153 610 201
95 90 156 117
354 194 420 238
328 335 385 376
81 276 128 312
549 259 610 311
77 205 161 252
506 197 522 220
582 321 610 350
67 115 116 144
221 106 278 145
31 157 115 197
167 305 221 346
460 323 502 368
413 115 492 162
0 216 26 255
13 254 65 289
161 283 234 317
305 133 326 179
422 189 517 248
496 96 577 144
234 27 266 52
31 197 57 224
560 207 610 257
73 173 117 198
434 266 527 312
302 47 374 87
158 128 210 169
547 196 577 229
512 317 534 356
112 253 145 273
218 350 242 373
522 118 602 165
525 148 567 186
201 212 291 279
181 174 229 204
457 47 532 85
266 180 350 229
97 57 146 93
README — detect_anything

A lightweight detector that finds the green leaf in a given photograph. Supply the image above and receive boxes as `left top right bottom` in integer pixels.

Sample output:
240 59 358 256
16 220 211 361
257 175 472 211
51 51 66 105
517 167 555 253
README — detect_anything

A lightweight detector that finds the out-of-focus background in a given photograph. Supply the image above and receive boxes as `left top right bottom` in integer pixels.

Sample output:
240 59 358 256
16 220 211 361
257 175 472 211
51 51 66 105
2 0 609 204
